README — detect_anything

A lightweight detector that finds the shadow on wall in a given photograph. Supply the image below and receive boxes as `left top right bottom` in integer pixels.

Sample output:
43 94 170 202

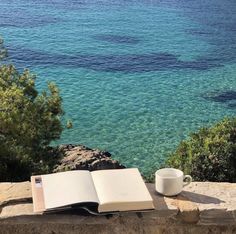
181 191 225 204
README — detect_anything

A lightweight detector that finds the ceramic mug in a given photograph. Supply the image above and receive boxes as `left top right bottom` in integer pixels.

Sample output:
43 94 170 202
155 168 192 196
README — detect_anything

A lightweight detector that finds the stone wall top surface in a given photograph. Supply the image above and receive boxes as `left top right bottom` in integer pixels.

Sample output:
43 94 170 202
0 181 236 226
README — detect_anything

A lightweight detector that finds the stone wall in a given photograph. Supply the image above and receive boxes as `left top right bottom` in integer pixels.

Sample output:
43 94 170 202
0 182 236 234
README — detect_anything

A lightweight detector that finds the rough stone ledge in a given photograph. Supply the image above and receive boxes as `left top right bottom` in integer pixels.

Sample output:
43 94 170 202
0 181 236 233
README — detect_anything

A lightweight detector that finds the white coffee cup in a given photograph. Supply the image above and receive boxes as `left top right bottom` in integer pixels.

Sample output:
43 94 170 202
155 168 192 196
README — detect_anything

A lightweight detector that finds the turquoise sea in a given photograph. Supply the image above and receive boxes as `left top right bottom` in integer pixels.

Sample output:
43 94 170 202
0 0 236 175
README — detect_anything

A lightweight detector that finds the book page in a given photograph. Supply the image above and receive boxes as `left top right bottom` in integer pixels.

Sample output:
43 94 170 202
91 168 154 212
42 170 99 210
31 176 45 213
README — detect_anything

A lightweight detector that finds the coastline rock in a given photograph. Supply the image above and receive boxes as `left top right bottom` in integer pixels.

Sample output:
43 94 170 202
53 144 125 172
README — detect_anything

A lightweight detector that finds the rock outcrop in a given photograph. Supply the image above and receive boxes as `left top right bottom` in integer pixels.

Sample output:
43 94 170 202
53 144 125 172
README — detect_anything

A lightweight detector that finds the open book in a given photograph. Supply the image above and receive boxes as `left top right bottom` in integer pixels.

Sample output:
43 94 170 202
31 168 154 214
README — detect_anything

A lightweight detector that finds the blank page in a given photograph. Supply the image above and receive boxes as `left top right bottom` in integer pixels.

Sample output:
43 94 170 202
91 168 154 212
42 170 99 210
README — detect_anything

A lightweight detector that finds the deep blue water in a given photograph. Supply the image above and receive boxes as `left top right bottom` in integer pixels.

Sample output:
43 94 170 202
0 0 236 174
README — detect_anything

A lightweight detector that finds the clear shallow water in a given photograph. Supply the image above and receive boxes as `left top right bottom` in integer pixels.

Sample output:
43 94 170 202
0 0 236 174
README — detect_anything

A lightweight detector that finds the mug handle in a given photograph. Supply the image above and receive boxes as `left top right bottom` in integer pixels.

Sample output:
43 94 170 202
183 175 192 187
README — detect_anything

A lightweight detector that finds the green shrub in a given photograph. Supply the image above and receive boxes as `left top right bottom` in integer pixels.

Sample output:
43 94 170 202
166 117 236 182
0 65 64 181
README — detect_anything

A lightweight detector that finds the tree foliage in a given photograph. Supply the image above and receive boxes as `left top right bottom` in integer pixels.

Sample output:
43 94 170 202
0 64 64 181
166 117 236 182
